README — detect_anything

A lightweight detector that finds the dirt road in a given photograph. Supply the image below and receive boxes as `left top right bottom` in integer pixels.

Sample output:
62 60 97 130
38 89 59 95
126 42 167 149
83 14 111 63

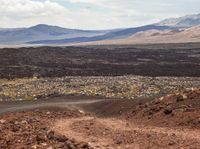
1 95 200 148
54 115 200 149
0 96 104 115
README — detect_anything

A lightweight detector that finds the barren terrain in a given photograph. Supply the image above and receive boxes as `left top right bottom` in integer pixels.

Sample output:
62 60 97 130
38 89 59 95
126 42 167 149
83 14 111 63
1 43 200 78
0 89 200 149
1 76 200 101
0 44 200 148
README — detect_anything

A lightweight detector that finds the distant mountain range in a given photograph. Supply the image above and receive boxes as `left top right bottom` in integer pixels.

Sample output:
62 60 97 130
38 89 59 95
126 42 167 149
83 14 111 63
0 24 112 44
28 25 171 45
89 25 200 45
0 13 200 45
155 13 200 28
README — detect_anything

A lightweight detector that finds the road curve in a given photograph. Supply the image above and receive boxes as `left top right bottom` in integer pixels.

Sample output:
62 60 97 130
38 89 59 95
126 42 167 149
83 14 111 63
0 97 105 115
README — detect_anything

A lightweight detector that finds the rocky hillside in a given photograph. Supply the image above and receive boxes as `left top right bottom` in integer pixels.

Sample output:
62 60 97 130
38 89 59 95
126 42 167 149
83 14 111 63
125 88 200 128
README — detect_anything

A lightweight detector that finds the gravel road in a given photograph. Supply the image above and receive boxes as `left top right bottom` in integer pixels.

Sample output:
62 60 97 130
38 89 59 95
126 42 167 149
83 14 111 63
0 97 104 115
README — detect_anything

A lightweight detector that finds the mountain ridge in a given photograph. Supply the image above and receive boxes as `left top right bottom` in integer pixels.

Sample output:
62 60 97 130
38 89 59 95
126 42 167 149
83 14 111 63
0 13 200 45
84 25 200 45
28 25 171 45
156 13 200 28
0 24 111 44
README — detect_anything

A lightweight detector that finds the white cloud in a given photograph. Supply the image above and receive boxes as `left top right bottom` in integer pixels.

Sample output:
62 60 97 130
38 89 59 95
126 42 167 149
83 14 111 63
0 0 67 17
0 0 200 29
0 0 72 28
67 0 104 5
67 0 200 28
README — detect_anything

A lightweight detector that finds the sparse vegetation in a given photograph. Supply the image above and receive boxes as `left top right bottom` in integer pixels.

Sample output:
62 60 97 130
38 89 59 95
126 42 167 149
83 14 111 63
1 76 200 101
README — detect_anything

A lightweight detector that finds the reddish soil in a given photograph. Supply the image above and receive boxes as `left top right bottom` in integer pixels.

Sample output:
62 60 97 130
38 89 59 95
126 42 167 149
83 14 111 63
0 108 92 149
0 89 200 149
125 89 200 129
52 90 200 148
54 116 200 149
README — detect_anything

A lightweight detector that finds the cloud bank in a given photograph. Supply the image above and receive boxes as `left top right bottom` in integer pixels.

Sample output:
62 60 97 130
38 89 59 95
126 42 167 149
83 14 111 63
0 0 200 29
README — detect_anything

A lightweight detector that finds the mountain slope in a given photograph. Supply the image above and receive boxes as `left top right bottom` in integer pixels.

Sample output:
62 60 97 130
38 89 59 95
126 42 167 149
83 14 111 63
1 13 200 45
86 25 200 45
156 13 200 28
0 24 110 44
28 25 171 45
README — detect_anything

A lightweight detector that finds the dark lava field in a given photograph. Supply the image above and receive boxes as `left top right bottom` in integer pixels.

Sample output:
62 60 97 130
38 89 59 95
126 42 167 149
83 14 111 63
0 43 200 78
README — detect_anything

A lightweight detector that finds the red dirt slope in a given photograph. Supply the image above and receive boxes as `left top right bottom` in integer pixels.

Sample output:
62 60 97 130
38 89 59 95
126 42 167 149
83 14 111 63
125 88 200 129
0 108 92 149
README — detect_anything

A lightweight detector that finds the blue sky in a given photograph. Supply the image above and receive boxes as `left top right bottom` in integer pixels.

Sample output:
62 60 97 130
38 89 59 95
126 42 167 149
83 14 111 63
1 0 200 29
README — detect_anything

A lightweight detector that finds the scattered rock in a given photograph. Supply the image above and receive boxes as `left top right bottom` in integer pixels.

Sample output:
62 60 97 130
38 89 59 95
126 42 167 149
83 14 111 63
47 130 55 140
176 95 184 102
79 142 90 148
65 140 75 149
0 119 6 124
163 106 173 115
0 109 91 149
36 134 46 143
21 120 27 124
46 111 51 115
115 139 123 145
147 134 151 138
11 125 20 132
53 134 68 142
41 142 47 146
168 140 176 146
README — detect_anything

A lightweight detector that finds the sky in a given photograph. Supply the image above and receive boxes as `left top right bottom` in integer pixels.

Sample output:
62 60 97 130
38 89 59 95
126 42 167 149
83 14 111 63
1 0 200 29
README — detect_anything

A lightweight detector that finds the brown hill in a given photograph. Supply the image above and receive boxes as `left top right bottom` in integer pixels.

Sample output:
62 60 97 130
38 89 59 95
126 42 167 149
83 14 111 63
79 25 200 45
125 88 200 129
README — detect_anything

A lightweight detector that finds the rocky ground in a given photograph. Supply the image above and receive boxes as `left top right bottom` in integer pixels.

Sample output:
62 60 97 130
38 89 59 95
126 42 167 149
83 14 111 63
124 88 200 129
52 89 200 149
0 89 200 149
1 76 200 101
0 108 92 149
1 44 200 149
1 44 200 78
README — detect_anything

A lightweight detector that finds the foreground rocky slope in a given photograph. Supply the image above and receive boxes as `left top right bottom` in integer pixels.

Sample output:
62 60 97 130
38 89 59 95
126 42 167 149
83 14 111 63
0 89 200 148
0 108 92 149
125 88 200 129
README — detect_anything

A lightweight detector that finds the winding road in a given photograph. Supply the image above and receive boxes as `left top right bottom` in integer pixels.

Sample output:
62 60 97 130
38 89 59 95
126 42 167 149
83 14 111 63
0 97 104 115
1 97 200 148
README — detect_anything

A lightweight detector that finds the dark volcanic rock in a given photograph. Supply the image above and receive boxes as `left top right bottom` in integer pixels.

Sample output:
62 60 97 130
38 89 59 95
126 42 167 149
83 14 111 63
163 106 173 115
